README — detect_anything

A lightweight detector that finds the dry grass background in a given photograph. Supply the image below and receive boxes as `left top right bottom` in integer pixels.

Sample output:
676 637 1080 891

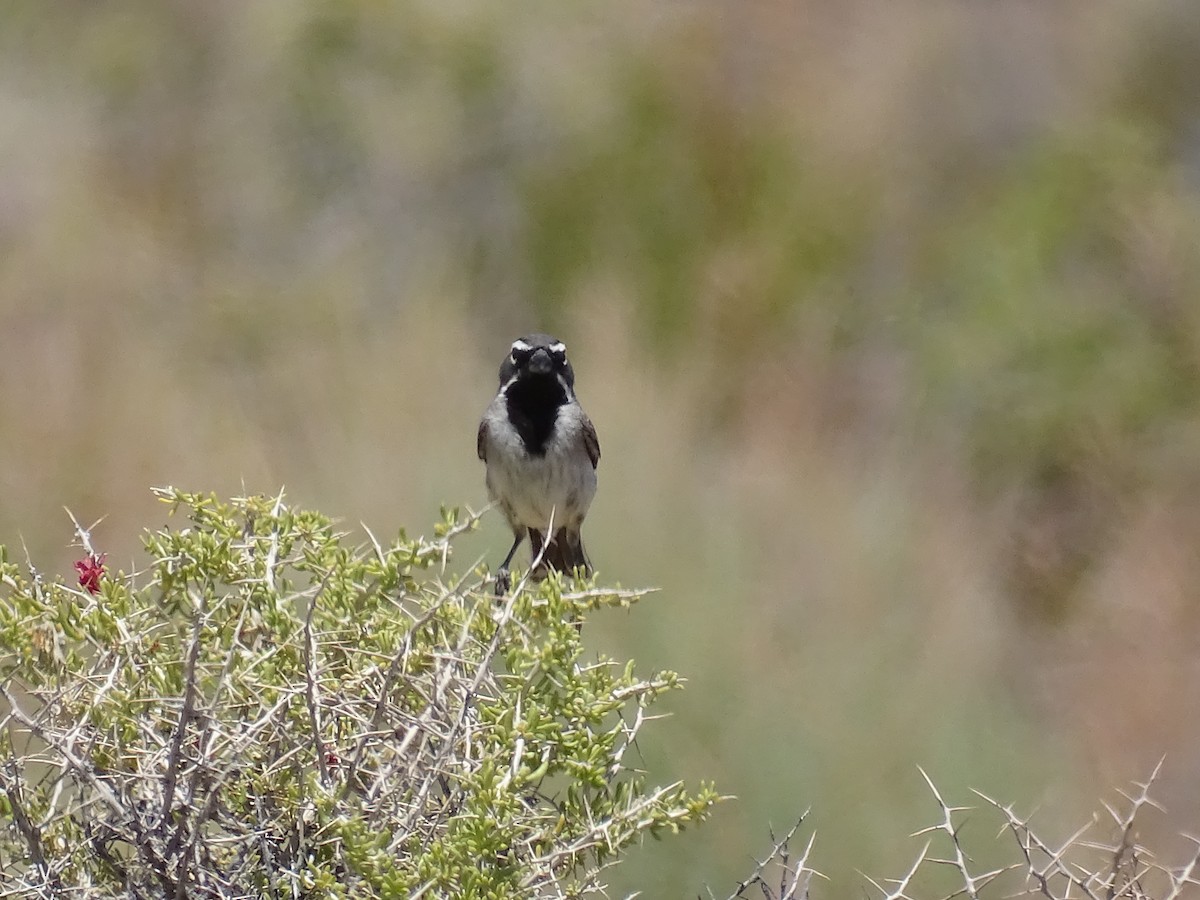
3 0 1200 895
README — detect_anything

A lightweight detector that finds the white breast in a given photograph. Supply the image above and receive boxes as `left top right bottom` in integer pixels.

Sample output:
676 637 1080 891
484 402 597 533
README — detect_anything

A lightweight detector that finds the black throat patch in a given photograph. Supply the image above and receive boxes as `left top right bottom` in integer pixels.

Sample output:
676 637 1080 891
505 374 567 456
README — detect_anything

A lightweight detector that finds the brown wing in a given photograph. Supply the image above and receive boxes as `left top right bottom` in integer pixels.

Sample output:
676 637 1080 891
582 415 600 469
476 418 489 462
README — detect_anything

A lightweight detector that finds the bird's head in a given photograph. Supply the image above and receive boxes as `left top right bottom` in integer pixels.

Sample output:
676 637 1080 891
499 334 575 390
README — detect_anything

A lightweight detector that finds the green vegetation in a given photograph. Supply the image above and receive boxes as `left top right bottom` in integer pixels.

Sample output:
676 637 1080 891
3 494 1196 899
0 489 717 897
1 1 1199 894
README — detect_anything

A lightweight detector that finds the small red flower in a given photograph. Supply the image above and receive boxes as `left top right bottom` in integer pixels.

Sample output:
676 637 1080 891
74 553 107 595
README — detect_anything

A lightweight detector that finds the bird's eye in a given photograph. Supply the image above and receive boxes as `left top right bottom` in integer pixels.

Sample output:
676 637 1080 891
511 348 530 365
552 350 567 365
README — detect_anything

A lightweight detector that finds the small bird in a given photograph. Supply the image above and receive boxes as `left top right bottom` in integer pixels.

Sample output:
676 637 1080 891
477 334 600 592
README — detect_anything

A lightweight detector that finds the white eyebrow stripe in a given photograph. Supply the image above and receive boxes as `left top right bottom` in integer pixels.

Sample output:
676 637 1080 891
511 339 532 352
549 341 566 354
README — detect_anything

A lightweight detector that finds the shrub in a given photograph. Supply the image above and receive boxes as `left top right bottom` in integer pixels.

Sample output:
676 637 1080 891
719 764 1200 900
0 488 717 898
2 489 1196 900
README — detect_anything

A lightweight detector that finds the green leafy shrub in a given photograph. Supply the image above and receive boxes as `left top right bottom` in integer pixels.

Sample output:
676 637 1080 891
3 489 1195 900
0 488 717 898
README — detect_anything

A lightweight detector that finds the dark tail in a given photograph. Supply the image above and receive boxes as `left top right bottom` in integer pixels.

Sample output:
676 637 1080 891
528 527 591 577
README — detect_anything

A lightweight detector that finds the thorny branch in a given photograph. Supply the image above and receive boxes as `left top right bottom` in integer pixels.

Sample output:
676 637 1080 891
0 494 707 899
866 762 1200 900
714 815 823 900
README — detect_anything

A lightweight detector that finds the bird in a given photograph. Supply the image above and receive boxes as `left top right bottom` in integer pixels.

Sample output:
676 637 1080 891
477 333 600 593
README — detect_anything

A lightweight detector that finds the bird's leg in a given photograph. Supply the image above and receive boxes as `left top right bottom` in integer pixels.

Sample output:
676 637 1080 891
527 528 547 580
495 532 524 595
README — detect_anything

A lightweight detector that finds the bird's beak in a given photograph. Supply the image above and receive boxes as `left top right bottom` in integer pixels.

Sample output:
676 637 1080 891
528 348 553 375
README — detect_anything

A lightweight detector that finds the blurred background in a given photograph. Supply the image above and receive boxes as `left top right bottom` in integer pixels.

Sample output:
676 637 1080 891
3 0 1200 894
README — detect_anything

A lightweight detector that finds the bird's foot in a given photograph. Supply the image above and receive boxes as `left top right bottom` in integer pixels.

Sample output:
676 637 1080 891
494 568 512 596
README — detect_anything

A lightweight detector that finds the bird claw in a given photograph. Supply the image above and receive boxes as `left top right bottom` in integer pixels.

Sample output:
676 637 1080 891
494 568 511 596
